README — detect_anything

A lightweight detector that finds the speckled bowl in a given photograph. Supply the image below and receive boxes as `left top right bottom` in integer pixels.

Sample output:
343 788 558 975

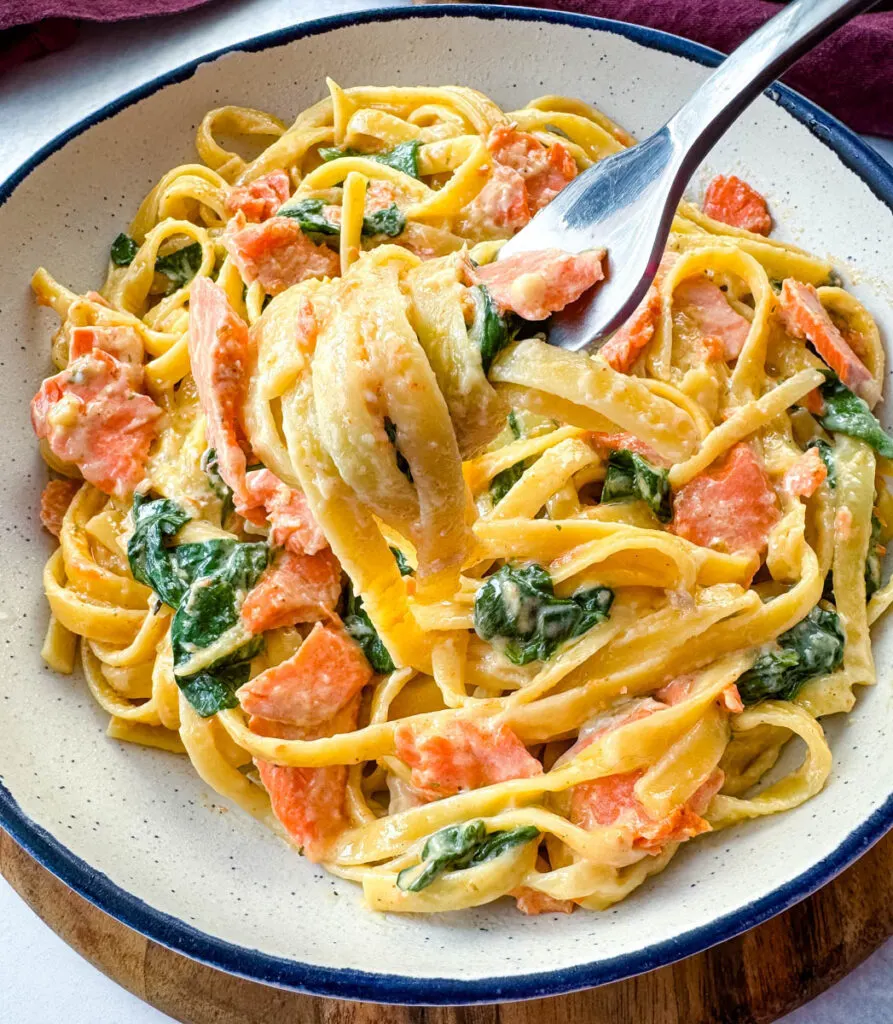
1 5 892 1005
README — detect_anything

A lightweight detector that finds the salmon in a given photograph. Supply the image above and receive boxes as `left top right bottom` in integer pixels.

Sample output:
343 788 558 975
703 174 772 235
513 887 575 915
803 388 825 416
671 443 781 555
240 548 341 634
253 698 358 861
487 126 577 212
674 277 750 360
656 674 744 713
587 431 668 467
598 252 678 373
240 468 328 555
69 325 143 365
188 276 253 500
31 349 161 500
781 447 828 499
222 213 340 295
394 717 542 801
225 170 291 222
238 623 371 730
39 478 80 537
364 179 402 214
465 165 531 239
778 279 879 405
471 248 604 322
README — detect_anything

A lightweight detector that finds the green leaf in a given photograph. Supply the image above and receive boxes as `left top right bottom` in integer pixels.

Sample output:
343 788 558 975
384 418 413 482
489 460 528 506
737 606 845 705
469 285 516 374
278 198 340 236
805 438 836 490
396 821 539 892
866 514 884 600
508 410 522 440
474 563 613 665
320 140 421 178
342 581 396 673
600 450 672 522
127 495 192 609
390 546 414 577
155 242 204 295
110 233 138 266
201 447 234 521
819 376 893 458
177 662 249 718
362 202 405 238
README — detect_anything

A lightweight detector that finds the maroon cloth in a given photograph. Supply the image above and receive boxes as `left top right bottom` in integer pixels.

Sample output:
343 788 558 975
0 0 209 30
488 0 893 138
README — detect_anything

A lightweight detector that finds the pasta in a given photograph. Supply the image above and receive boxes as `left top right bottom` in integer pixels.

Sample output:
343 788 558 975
29 80 892 917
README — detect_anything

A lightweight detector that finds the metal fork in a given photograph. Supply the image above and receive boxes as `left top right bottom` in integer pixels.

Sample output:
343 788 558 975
499 0 879 351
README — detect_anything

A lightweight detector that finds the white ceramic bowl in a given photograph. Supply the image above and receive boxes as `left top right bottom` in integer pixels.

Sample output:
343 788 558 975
1 5 892 1005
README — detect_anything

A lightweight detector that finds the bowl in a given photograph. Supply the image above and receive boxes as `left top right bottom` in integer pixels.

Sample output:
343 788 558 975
1 4 892 1005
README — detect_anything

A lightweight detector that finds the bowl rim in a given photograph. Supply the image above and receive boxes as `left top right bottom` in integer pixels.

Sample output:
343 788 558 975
2 2 892 1006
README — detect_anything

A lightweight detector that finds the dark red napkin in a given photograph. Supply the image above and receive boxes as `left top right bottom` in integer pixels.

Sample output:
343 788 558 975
488 0 893 138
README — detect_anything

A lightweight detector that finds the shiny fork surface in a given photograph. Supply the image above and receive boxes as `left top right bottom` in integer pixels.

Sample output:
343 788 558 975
498 0 878 352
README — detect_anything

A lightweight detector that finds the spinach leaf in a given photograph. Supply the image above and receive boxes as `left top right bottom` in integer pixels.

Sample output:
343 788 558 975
127 495 192 608
320 140 422 178
390 546 414 577
396 820 539 892
866 514 884 600
508 410 522 440
384 418 413 482
155 241 204 295
818 376 893 458
110 233 138 266
278 198 340 236
342 581 395 673
600 450 672 522
737 606 845 705
474 563 614 665
469 285 516 373
177 662 251 718
362 203 405 238
805 438 836 490
489 460 528 506
201 447 234 521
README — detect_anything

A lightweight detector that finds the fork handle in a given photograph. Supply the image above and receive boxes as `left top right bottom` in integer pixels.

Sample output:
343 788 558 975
666 0 879 178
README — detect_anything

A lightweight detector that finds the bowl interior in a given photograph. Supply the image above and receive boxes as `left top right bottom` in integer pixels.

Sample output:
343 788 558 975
1 8 892 1001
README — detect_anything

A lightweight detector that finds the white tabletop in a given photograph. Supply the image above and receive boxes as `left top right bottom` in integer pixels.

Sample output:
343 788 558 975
1 2 891 1020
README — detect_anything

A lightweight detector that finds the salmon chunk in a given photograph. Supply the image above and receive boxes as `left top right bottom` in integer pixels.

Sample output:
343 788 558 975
31 350 161 499
674 276 750 360
671 443 780 555
226 170 291 222
69 325 144 365
394 717 542 801
240 548 341 634
487 126 577 212
240 468 328 556
513 887 575 915
703 174 772 235
238 623 371 730
223 214 340 295
465 165 531 239
781 447 828 500
39 478 80 537
656 674 744 713
471 248 604 321
778 279 879 405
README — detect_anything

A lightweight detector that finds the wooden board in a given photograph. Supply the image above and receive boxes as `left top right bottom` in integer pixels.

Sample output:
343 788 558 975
2 827 891 1024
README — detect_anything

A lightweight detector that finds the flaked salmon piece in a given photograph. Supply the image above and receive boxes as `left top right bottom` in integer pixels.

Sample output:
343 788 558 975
464 165 531 239
253 698 358 861
487 126 577 212
239 468 328 555
222 213 340 295
31 350 161 500
364 179 401 214
778 279 879 405
39 478 80 537
188 276 253 500
802 388 825 416
671 443 780 555
226 170 291 222
512 887 575 915
674 277 750 360
587 431 668 467
656 674 744 713
394 717 542 801
238 623 371 730
69 325 144 365
471 248 604 322
703 174 772 235
240 548 341 634
781 447 828 500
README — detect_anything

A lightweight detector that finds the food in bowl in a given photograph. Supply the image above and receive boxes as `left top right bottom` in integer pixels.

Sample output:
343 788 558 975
30 79 892 915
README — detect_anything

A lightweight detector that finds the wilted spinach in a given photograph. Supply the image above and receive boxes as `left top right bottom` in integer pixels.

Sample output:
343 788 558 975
362 203 405 238
155 241 204 295
469 284 516 373
201 447 234 521
342 581 395 674
865 514 884 600
818 375 893 458
600 449 672 522
127 494 192 608
110 233 138 266
384 418 413 482
489 460 528 506
278 198 340 236
319 140 421 178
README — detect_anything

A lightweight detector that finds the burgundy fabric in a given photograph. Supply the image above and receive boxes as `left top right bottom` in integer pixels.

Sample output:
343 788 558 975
487 0 893 138
0 0 209 31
